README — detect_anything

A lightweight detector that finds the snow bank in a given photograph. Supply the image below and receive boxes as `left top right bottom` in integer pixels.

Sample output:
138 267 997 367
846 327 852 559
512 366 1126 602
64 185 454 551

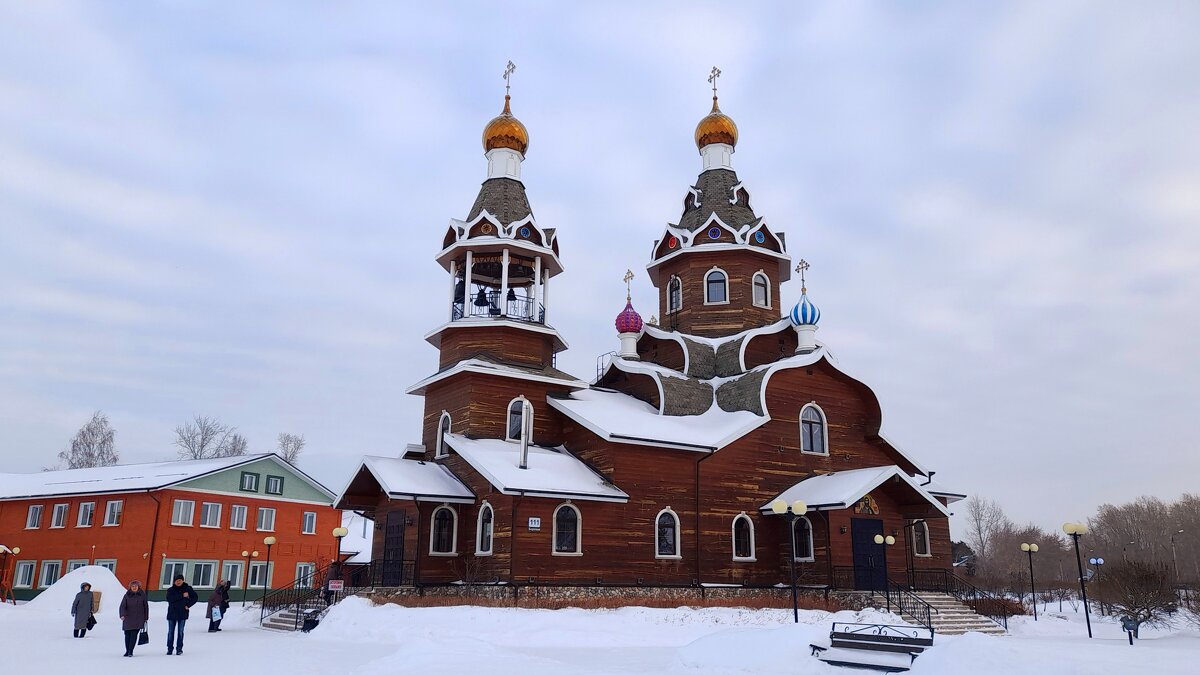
26 565 126 614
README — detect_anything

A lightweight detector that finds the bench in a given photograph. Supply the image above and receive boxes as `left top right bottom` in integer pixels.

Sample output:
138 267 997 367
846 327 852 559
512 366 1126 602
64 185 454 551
810 622 934 673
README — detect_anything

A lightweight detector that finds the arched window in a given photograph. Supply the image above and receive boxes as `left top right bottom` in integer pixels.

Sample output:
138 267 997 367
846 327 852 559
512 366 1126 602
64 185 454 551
792 516 815 562
800 403 828 455
704 268 728 304
732 513 755 561
655 508 680 558
553 503 581 555
430 506 457 555
435 411 451 458
476 502 494 556
667 276 682 314
752 272 770 308
912 520 931 557
506 397 530 442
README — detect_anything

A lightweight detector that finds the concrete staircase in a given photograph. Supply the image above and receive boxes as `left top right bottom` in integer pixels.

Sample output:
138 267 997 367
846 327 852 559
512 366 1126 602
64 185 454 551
261 607 308 632
907 592 1007 636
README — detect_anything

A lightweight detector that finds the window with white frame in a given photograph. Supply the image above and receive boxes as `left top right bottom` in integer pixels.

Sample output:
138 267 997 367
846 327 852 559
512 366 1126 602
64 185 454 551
200 502 222 528
171 499 195 526
67 560 88 572
103 500 123 526
161 560 186 588
435 411 451 458
76 502 95 527
257 507 276 532
667 276 683 313
655 508 680 558
229 504 248 530
912 520 931 557
248 562 272 589
265 475 284 495
14 561 36 588
50 503 69 528
792 516 815 561
39 561 62 588
296 563 315 588
222 561 243 588
553 503 581 555
301 511 316 535
240 472 260 492
95 559 117 573
25 504 43 529
476 502 494 555
752 272 770 308
704 268 728 304
800 403 828 455
430 506 457 555
732 514 755 561
191 561 216 588
506 398 530 442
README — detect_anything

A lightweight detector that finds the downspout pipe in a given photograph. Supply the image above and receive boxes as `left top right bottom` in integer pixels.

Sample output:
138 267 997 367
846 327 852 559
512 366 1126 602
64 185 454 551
694 449 718 586
145 492 163 587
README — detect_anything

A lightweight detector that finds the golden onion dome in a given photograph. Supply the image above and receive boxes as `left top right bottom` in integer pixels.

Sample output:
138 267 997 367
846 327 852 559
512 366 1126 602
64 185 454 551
482 95 529 155
694 96 738 151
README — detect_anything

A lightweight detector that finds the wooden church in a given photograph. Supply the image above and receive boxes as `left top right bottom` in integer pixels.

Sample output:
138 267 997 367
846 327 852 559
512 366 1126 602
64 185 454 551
336 73 965 594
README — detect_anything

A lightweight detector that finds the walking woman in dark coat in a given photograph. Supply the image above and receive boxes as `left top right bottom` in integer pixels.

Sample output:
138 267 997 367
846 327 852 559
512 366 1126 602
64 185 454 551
206 579 228 632
164 574 197 655
118 580 149 657
70 582 94 638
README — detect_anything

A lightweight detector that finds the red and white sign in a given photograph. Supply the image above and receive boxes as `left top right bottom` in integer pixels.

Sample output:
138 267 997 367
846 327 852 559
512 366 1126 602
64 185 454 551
327 580 344 592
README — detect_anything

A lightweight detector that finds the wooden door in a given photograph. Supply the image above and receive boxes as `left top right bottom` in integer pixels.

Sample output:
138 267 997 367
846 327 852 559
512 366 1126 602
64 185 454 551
851 518 887 591
382 509 406 586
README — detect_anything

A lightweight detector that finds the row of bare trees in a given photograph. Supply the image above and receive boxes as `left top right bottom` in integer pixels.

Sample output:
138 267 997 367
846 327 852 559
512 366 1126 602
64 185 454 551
52 411 307 469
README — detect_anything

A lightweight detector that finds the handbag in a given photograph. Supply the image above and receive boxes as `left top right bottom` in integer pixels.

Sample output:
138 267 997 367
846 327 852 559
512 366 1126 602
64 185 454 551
137 628 149 646
86 614 96 630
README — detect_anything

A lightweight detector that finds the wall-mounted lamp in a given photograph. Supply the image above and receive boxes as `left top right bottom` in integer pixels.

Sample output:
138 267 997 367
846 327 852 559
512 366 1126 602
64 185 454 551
839 526 847 534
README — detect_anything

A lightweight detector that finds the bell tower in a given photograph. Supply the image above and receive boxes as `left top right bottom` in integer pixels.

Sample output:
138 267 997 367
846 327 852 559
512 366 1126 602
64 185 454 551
646 68 793 338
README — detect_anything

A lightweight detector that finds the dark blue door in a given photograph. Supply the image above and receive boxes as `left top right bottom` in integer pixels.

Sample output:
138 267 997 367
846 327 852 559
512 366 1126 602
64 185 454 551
851 518 887 591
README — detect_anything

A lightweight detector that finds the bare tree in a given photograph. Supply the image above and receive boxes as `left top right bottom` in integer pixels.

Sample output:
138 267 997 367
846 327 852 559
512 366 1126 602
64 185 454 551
276 433 306 465
58 411 119 469
1091 561 1177 637
174 415 245 459
964 495 1008 573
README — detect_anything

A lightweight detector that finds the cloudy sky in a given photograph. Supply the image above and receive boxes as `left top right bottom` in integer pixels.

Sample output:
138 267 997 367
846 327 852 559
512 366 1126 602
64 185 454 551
2 1 1197 534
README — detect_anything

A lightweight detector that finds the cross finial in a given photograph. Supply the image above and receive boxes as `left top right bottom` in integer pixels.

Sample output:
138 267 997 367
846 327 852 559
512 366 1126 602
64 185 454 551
503 60 516 97
796 259 810 292
708 66 722 98
623 269 635 302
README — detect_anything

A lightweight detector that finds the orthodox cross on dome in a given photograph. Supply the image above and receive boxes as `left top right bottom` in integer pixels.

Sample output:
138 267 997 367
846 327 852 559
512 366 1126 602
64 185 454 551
796 259 810 292
623 269 635 301
503 60 516 97
708 66 722 98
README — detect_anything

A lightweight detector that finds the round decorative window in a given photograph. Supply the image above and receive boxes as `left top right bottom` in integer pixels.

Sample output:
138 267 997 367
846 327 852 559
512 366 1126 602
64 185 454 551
519 226 531 238
667 236 679 250
754 231 765 243
481 223 493 235
708 227 721 240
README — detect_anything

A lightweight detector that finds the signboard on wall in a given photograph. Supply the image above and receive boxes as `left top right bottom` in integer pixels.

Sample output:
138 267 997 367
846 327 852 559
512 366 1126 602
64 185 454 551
328 580 344 592
528 517 542 531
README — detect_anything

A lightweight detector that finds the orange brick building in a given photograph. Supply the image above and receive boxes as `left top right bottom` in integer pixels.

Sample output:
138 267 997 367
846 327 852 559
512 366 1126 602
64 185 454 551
0 454 340 601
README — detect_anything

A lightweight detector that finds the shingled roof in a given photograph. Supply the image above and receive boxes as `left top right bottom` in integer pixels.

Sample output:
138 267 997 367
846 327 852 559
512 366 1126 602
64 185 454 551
676 168 758 231
467 177 533 225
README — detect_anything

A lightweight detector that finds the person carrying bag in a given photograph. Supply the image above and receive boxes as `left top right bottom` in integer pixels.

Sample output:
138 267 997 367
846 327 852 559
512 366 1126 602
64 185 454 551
119 580 150 657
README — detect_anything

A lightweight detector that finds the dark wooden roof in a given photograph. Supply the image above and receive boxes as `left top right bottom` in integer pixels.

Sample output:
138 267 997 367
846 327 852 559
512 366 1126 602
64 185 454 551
467 177 533 225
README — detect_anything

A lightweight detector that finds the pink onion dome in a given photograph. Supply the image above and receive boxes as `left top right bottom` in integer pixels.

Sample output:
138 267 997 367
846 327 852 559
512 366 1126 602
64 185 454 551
614 300 644 334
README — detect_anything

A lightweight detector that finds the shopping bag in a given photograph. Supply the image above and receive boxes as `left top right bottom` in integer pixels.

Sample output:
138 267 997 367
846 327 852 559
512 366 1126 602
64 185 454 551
86 614 97 630
211 606 222 621
137 629 149 645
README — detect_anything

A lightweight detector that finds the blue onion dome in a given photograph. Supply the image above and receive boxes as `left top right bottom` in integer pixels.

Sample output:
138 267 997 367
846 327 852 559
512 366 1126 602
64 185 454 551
789 292 820 327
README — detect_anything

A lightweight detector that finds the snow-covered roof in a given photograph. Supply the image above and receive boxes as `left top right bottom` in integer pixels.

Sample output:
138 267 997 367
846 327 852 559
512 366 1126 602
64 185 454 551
548 388 765 453
406 357 587 396
340 511 374 564
443 433 628 503
759 465 950 516
0 453 326 500
350 455 475 504
921 478 967 504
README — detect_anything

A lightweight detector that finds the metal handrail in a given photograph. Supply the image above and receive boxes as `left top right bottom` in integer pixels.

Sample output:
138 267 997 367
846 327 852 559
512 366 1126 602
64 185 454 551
258 562 334 628
452 292 544 324
909 569 1009 630
876 580 937 632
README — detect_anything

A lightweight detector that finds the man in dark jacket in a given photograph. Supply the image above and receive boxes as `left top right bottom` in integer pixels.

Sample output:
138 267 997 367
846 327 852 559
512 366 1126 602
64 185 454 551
164 574 197 655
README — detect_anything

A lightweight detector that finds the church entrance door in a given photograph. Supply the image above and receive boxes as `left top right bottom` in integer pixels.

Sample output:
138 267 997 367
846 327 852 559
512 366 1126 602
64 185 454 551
381 508 406 586
850 517 887 591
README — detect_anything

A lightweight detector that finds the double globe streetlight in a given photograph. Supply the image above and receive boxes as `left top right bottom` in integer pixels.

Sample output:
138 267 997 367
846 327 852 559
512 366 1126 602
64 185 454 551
240 549 259 607
769 499 807 624
1021 543 1039 620
1063 522 1092 638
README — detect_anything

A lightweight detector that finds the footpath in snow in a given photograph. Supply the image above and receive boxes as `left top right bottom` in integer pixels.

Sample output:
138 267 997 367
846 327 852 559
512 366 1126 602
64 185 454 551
2 567 1196 674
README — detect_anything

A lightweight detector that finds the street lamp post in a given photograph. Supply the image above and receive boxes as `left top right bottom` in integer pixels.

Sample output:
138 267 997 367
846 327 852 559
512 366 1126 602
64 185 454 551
768 499 808 624
332 526 349 579
1021 543 1039 620
872 534 897 597
240 550 259 607
1063 522 1093 638
262 537 276 599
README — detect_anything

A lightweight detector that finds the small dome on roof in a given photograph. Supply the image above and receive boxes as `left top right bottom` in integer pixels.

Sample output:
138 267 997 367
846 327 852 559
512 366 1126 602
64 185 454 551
694 96 738 151
789 292 820 327
483 95 529 155
615 300 644 335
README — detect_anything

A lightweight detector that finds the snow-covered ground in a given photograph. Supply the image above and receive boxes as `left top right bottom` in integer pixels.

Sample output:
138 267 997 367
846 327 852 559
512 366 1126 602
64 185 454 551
3 566 1196 674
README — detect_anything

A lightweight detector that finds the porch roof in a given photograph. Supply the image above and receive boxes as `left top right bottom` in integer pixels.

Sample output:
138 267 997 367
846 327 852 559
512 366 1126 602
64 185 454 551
759 465 950 517
443 434 629 503
337 455 476 506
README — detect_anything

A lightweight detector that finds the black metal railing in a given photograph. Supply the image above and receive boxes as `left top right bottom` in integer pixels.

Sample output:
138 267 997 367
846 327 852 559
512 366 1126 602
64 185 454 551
831 566 856 590
876 580 936 632
341 560 416 590
258 562 335 628
452 292 544 324
909 569 1010 630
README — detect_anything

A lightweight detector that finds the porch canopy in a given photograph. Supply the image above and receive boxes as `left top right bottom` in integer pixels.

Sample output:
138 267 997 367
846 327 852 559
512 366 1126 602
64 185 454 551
335 455 475 512
758 465 950 518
